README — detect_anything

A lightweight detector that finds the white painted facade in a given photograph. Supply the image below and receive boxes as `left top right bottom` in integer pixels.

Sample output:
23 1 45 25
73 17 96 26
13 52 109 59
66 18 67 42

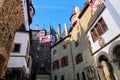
7 31 32 77
10 32 29 56
107 0 120 16
22 0 29 31
104 0 120 29
87 7 120 54
87 1 120 80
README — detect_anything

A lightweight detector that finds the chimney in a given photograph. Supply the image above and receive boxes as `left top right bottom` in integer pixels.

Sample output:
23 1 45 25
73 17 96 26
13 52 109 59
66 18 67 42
64 23 68 36
35 24 39 30
57 24 61 40
75 6 80 17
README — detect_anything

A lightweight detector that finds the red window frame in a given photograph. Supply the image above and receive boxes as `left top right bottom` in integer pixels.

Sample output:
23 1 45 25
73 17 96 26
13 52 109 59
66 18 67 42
90 18 108 42
63 44 67 49
75 53 83 64
75 40 79 47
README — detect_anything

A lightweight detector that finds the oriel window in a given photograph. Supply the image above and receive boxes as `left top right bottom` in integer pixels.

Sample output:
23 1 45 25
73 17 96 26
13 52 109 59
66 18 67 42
90 17 108 42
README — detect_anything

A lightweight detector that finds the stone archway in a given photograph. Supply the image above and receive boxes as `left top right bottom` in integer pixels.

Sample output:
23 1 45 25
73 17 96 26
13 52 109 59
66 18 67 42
95 51 109 67
99 55 115 80
109 40 120 69
109 41 120 79
95 52 115 80
112 45 120 68
109 40 120 61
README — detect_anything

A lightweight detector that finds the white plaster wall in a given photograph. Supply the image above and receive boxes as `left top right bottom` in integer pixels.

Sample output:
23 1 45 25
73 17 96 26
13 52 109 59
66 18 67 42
7 57 27 69
11 32 29 56
88 8 120 53
108 0 120 16
22 0 29 31
8 32 30 72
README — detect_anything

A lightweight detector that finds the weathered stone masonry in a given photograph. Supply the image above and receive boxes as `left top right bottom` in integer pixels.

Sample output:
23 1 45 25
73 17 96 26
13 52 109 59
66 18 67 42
0 0 24 78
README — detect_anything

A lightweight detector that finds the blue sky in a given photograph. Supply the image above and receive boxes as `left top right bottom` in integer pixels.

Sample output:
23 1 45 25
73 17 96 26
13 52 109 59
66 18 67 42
30 0 87 32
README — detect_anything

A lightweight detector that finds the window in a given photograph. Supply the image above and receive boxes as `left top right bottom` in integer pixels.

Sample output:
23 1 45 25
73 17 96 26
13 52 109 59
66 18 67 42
61 56 68 67
63 44 67 49
61 75 64 80
98 18 108 32
91 18 108 42
53 60 60 70
54 76 57 80
75 53 83 64
12 43 21 52
53 49 57 55
75 40 79 47
82 72 86 80
77 73 80 80
91 29 98 42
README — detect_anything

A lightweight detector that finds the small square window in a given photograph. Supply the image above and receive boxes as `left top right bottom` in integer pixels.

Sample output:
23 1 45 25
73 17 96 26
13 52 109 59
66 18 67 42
53 50 57 55
76 53 83 64
63 44 67 49
13 43 21 52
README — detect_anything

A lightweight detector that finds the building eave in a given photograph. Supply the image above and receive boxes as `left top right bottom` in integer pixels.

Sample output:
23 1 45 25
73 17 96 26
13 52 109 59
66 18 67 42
85 3 105 34
68 2 89 33
68 21 77 33
50 34 71 49
78 2 89 19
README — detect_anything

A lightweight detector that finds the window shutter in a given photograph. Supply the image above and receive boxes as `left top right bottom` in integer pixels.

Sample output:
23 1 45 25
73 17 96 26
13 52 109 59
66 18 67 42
61 58 63 67
65 56 68 66
79 53 83 62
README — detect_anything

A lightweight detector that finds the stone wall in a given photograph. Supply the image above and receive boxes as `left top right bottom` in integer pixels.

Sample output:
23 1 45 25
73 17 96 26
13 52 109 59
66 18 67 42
0 0 24 78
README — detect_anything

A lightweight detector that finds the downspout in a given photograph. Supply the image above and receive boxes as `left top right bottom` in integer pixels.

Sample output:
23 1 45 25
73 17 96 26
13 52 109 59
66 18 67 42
69 35 76 80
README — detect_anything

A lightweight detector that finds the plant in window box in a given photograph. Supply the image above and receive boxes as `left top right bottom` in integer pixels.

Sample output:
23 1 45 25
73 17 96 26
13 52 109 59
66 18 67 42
98 36 105 47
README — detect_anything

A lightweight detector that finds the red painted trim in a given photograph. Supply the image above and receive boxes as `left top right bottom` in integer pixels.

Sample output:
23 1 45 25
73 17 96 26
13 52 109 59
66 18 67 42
78 2 89 19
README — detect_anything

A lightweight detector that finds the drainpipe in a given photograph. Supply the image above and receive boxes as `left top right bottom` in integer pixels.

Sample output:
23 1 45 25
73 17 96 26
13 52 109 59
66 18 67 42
69 35 76 80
